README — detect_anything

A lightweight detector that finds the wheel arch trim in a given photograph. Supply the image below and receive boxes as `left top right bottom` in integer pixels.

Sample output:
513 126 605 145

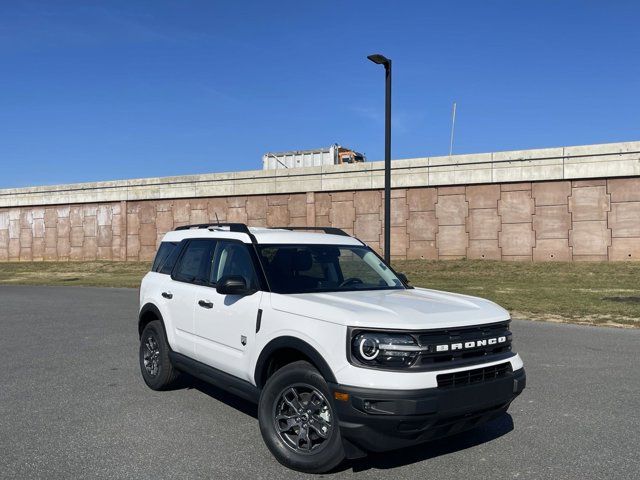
254 336 338 387
138 302 164 337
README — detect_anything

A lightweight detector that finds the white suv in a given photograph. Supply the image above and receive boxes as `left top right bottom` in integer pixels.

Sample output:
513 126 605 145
138 223 526 473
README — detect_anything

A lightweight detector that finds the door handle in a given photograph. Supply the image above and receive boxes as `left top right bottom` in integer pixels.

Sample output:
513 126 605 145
162 292 173 299
198 299 213 309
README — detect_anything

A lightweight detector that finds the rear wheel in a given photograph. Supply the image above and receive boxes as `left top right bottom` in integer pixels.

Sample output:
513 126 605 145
258 361 345 473
139 320 179 390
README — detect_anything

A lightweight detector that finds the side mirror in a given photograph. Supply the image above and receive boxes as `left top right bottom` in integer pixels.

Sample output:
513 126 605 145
397 272 410 285
216 275 255 296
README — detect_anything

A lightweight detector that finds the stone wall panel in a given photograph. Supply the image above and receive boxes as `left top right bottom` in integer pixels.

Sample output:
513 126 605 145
467 239 501 260
407 211 437 241
407 188 436 212
156 211 174 233
569 221 611 256
435 195 468 226
267 205 290 226
208 198 228 221
83 215 97 238
246 196 267 220
609 238 640 261
533 181 571 206
33 218 45 238
609 203 640 237
437 225 468 257
9 219 20 239
329 201 355 228
466 185 500 209
499 190 534 223
97 226 112 247
189 208 208 224
568 186 610 221
314 193 331 216
390 197 408 226
83 237 98 260
9 238 20 260
227 207 248 224
44 208 57 227
533 206 571 239
355 191 381 215
499 223 534 257
468 209 500 240
354 214 381 242
139 224 157 247
608 178 640 202
57 217 70 239
384 227 408 257
70 207 83 227
288 194 307 218
70 227 84 247
533 239 571 261
407 240 437 259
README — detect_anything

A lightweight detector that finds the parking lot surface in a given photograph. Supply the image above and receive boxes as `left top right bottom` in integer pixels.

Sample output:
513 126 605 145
1 285 638 479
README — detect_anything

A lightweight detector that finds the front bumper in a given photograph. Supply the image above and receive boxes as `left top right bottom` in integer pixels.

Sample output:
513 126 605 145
329 367 526 453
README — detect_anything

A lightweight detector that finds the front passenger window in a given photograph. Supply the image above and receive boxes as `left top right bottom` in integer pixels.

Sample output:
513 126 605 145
211 241 259 290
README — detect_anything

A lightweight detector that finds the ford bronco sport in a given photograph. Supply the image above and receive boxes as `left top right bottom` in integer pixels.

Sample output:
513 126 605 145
138 223 526 473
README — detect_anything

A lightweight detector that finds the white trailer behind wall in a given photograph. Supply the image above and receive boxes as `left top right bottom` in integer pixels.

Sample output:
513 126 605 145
262 144 365 170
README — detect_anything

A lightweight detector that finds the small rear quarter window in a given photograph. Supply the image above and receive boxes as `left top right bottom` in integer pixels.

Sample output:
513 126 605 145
152 242 179 273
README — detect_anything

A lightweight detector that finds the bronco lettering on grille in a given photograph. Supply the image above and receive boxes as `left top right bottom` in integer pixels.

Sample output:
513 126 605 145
435 336 507 352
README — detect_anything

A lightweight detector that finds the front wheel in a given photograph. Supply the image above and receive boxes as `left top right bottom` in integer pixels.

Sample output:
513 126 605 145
139 320 179 390
258 361 345 473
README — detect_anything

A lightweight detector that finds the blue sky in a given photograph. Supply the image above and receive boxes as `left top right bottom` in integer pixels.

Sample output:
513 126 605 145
1 1 639 188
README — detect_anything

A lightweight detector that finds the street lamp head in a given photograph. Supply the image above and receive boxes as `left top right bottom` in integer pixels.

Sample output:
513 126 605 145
367 54 390 66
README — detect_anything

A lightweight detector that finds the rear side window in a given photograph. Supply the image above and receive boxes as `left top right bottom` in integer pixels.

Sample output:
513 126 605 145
159 243 183 275
152 242 179 273
172 239 216 285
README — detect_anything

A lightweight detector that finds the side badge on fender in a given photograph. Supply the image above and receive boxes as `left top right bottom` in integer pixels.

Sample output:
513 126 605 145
241 335 247 346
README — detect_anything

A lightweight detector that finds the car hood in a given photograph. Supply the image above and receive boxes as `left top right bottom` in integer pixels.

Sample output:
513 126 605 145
269 287 510 330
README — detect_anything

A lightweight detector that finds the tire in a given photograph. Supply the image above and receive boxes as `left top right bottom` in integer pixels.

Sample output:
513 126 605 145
258 360 345 473
139 320 179 391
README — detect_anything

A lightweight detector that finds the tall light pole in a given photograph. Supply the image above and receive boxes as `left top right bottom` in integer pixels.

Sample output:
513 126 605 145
367 53 392 263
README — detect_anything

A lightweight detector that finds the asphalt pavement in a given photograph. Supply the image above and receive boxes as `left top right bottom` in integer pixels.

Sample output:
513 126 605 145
0 285 638 479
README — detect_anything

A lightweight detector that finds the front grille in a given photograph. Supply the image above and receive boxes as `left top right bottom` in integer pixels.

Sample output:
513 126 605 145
416 321 512 368
437 362 512 388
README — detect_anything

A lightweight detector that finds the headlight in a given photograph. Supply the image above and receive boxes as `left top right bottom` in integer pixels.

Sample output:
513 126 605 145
351 331 421 368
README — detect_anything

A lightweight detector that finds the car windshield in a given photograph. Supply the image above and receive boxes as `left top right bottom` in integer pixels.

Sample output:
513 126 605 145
257 244 405 294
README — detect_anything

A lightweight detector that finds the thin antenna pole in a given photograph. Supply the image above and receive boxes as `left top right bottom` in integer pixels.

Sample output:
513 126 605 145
449 101 457 156
215 212 220 226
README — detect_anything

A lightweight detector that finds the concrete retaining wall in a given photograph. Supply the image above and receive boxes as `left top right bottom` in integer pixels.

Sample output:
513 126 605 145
1 177 639 262
0 141 639 262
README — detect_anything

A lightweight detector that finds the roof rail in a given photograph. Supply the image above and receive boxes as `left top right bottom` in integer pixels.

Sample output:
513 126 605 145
272 226 351 237
174 223 257 243
173 223 352 242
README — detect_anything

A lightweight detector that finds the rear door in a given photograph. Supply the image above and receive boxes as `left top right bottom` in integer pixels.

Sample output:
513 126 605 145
164 238 216 358
193 240 262 381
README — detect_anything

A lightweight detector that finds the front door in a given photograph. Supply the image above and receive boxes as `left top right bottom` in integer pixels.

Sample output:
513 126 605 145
194 240 262 381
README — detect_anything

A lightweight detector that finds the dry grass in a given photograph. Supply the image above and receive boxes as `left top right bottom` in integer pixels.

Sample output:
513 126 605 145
0 261 150 288
0 259 638 327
